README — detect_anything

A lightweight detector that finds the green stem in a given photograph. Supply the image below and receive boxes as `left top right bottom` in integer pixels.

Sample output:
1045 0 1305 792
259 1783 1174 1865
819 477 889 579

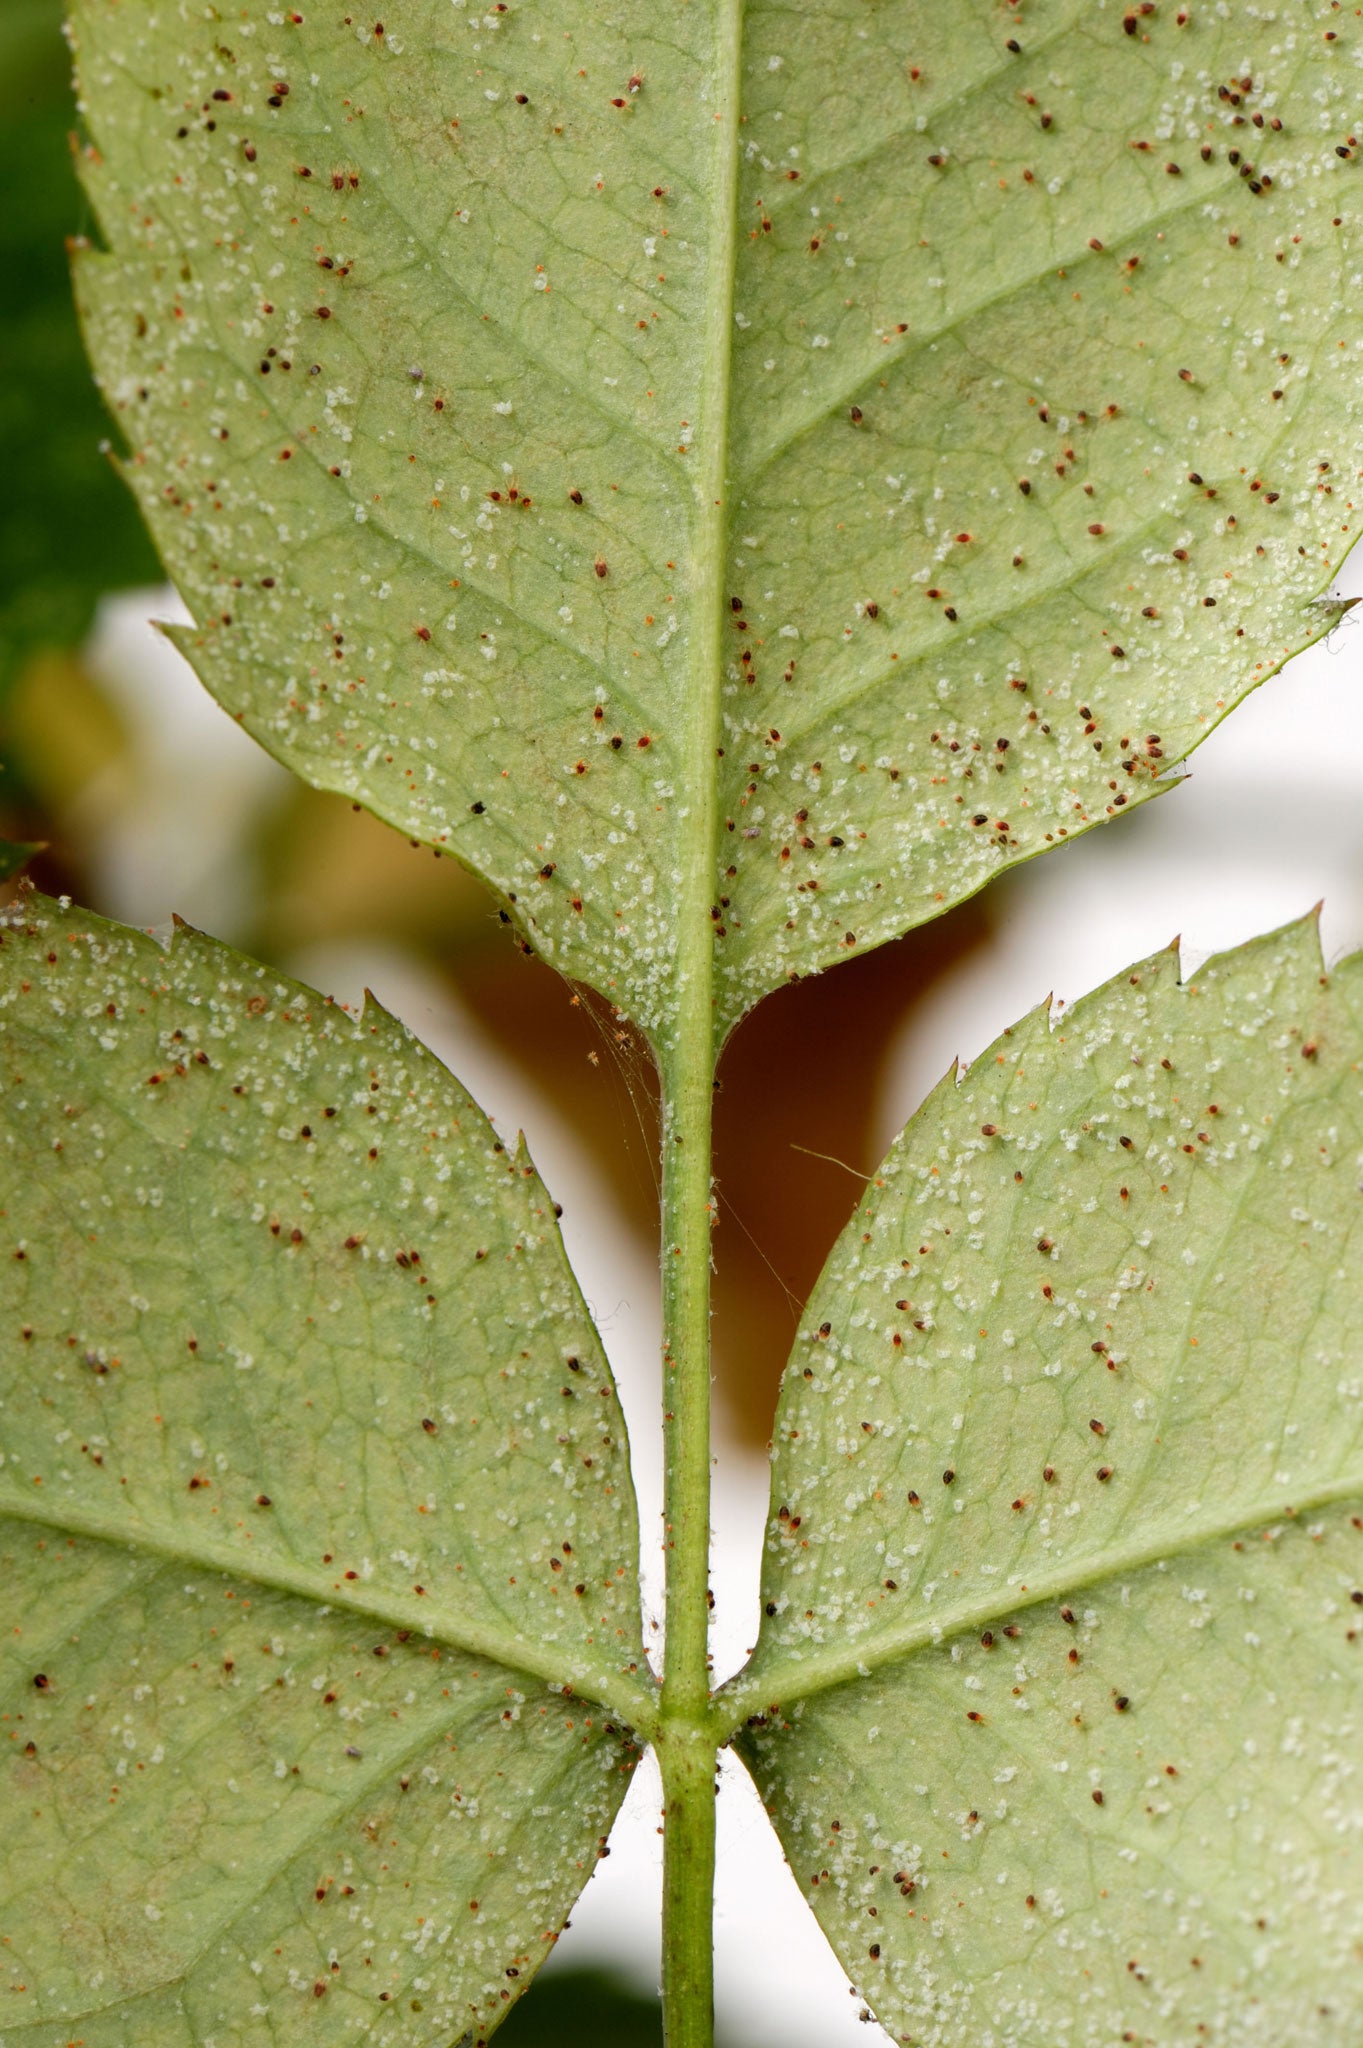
658 1034 718 1723
656 1035 719 2048
658 1722 719 2048
655 0 742 2039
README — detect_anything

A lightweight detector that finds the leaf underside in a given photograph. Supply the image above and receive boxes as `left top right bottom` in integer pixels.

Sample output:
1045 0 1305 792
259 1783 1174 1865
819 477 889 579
0 894 648 2045
69 0 1363 1046
733 918 1363 2045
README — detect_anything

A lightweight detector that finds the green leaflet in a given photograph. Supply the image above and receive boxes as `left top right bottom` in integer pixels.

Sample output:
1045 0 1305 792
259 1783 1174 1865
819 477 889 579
727 918 1363 2044
0 892 651 2045
0 0 160 693
67 0 1363 1049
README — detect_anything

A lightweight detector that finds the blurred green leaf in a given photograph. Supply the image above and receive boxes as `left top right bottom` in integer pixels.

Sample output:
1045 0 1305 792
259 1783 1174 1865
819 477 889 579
0 839 41 879
0 0 159 696
496 1966 665 2048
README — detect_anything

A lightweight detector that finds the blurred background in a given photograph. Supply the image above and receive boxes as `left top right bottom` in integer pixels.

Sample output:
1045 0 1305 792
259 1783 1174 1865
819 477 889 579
3 0 1363 2038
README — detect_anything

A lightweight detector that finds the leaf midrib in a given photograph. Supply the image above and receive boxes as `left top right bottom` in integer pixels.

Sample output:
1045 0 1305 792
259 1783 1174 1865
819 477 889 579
671 0 745 1066
0 1490 659 1734
715 1467 1363 1731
